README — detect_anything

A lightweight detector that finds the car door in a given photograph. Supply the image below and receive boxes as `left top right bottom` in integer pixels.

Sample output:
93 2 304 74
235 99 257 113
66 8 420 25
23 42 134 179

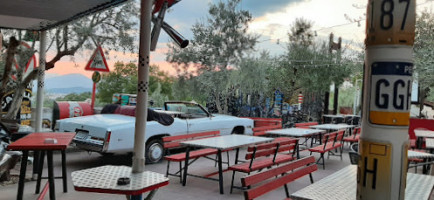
183 103 217 134
187 115 217 134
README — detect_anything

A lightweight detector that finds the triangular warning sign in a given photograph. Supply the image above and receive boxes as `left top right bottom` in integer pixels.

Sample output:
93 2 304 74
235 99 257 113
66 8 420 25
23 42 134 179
85 45 110 72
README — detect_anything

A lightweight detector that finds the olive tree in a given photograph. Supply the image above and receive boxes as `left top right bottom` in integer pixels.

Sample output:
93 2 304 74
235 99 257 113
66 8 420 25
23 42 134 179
166 0 258 114
0 2 138 120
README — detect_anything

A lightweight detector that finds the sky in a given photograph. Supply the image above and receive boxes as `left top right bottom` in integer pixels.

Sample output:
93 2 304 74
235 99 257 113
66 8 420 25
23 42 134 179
46 0 434 78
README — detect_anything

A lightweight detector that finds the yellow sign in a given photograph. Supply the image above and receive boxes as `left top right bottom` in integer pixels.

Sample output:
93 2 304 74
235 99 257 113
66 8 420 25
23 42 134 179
366 0 415 46
357 140 392 199
369 62 412 126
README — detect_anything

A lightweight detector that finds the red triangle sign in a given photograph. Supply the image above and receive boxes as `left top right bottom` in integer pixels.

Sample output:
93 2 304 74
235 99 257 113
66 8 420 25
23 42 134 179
85 45 110 72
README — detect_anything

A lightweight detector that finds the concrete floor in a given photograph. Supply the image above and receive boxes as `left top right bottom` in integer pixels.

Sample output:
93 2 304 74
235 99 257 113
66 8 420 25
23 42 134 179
0 144 428 200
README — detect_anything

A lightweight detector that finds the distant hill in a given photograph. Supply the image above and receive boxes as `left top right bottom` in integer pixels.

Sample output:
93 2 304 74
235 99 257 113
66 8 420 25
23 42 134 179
33 73 92 94
46 87 92 94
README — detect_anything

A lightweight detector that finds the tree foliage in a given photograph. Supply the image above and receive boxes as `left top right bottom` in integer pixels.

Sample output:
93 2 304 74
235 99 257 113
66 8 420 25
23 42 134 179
56 92 92 102
97 62 173 104
414 10 434 102
166 0 257 113
0 2 138 120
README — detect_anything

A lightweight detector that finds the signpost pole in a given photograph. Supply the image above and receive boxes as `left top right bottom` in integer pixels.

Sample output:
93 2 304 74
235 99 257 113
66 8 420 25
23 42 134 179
357 1 415 199
91 82 96 110
90 71 100 111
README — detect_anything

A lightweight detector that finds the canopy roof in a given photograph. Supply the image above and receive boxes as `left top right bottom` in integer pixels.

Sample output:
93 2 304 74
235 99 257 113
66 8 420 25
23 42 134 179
0 0 129 31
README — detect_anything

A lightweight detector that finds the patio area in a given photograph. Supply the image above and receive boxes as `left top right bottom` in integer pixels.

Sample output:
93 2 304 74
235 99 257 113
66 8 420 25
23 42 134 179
1 145 357 200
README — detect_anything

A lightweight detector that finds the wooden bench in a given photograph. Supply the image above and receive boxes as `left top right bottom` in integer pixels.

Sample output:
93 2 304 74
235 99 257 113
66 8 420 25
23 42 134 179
295 122 318 129
308 130 345 169
229 139 298 193
252 125 282 137
163 131 228 182
241 156 318 200
343 127 361 145
242 117 282 128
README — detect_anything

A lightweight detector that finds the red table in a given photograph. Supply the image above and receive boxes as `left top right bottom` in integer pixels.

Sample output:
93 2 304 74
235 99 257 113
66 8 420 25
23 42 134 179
7 132 75 200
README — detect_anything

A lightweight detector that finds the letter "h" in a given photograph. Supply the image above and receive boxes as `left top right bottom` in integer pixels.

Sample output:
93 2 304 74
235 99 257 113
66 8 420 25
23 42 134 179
363 157 378 189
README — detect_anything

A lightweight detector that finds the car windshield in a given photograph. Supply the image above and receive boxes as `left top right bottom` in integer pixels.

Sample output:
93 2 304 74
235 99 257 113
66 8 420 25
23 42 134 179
166 103 208 117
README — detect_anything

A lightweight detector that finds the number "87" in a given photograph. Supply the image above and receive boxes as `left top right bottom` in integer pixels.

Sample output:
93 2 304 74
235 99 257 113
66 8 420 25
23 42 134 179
370 0 410 30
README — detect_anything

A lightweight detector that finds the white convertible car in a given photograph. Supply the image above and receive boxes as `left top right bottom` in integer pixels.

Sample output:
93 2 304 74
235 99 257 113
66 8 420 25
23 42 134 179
55 101 254 163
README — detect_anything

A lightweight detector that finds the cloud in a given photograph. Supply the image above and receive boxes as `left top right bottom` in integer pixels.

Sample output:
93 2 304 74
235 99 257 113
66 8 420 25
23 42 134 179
240 0 303 17
248 0 367 54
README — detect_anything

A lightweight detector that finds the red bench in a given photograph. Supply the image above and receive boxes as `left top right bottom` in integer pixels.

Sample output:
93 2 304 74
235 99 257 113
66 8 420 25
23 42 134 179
295 122 318 129
343 127 361 145
229 139 298 193
243 117 282 128
409 118 434 149
163 131 228 182
241 156 318 200
308 130 345 169
252 125 282 136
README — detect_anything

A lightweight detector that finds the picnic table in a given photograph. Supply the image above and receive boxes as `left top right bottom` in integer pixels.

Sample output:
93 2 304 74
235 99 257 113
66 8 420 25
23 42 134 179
180 134 273 194
425 138 434 152
310 123 355 131
323 115 345 124
415 130 434 149
266 128 326 156
6 132 75 200
290 165 434 200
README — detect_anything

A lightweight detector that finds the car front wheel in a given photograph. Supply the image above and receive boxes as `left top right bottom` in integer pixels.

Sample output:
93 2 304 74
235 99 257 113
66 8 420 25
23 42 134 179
145 138 164 164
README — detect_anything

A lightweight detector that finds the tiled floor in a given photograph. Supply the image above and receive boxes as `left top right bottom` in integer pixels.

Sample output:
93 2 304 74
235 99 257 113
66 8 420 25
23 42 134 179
0 144 430 200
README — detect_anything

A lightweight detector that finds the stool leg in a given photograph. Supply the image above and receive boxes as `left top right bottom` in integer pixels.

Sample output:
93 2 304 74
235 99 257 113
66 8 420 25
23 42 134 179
35 150 46 194
47 151 56 200
61 150 67 193
17 150 29 200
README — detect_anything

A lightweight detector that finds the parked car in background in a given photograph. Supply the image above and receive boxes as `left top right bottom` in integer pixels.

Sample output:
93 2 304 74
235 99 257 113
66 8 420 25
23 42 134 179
55 101 254 163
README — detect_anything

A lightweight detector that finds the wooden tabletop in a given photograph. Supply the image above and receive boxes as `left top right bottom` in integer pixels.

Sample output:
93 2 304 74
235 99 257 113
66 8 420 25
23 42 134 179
7 132 76 150
415 129 434 138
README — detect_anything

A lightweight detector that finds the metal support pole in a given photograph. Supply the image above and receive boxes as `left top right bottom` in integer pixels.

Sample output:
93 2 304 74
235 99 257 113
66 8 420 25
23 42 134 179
33 30 46 179
132 0 152 173
35 30 46 133
357 1 415 199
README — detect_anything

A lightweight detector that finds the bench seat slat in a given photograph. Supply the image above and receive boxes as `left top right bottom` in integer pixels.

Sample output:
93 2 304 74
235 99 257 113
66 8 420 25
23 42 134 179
242 156 315 186
229 158 275 173
241 156 317 200
343 135 360 142
244 165 317 200
162 130 219 142
164 148 218 162
308 143 335 153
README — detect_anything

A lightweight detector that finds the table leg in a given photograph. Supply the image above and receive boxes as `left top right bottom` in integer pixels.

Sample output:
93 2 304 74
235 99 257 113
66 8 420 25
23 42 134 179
17 150 28 200
182 147 190 186
417 137 423 149
319 133 323 145
32 150 40 180
217 149 224 194
35 150 45 194
234 148 240 165
131 194 142 200
47 151 56 200
296 140 300 159
61 150 67 192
